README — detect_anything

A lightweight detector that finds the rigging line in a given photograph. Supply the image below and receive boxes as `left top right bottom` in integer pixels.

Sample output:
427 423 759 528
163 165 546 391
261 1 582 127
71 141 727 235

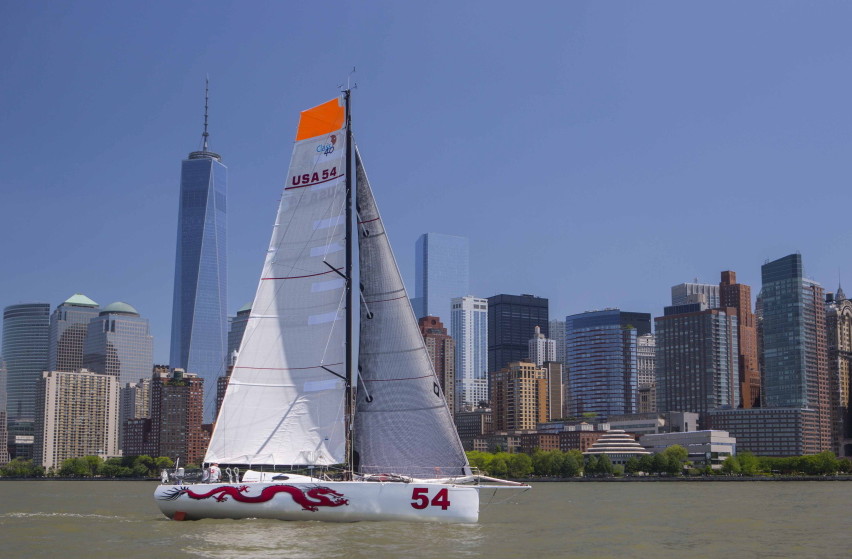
321 365 347 382
359 291 372 319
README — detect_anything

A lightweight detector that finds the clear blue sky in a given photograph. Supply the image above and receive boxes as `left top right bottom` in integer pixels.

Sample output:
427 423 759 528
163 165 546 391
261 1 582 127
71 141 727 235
2 1 851 363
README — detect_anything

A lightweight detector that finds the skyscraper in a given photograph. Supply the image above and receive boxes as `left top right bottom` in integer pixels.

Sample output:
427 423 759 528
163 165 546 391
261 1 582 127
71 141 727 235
760 253 830 450
0 359 9 466
47 294 99 373
825 288 852 456
451 296 489 409
227 302 252 361
548 318 566 367
170 81 228 422
528 325 556 366
671 282 720 308
565 309 649 418
637 333 656 413
150 367 208 464
487 294 549 373
655 303 739 425
2 302 50 458
719 270 760 408
83 302 154 387
418 316 456 416
413 233 469 322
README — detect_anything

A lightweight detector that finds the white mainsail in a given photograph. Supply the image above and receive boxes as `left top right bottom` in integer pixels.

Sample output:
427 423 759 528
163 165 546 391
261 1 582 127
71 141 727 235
206 98 349 466
353 147 471 478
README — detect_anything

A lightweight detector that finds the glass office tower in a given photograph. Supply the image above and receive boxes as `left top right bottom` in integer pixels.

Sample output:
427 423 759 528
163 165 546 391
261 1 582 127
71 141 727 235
2 302 50 458
414 233 469 323
169 122 228 422
84 302 154 386
48 293 100 373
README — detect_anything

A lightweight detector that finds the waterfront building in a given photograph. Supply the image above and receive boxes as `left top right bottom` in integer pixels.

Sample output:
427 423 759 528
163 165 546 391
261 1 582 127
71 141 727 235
707 407 821 456
0 359 9 465
655 303 739 426
608 411 700 436
824 289 852 456
412 233 469 322
83 302 154 386
719 271 761 408
454 406 492 451
488 294 549 373
33 369 119 470
565 309 651 417
451 296 489 409
760 254 831 451
2 302 50 459
582 430 650 466
150 367 208 465
558 430 607 453
640 430 736 469
418 316 456 416
47 294 99 373
489 361 548 431
637 383 657 414
169 82 228 423
671 281 720 308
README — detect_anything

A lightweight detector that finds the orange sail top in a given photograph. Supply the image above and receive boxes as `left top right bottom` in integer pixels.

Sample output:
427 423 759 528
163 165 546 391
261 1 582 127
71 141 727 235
295 97 346 141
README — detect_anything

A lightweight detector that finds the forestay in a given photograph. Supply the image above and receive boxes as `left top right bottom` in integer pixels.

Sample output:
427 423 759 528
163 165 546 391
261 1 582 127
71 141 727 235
353 147 471 478
206 98 348 466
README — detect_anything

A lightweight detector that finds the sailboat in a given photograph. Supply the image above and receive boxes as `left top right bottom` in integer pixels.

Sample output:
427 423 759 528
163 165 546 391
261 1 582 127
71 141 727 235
154 92 528 523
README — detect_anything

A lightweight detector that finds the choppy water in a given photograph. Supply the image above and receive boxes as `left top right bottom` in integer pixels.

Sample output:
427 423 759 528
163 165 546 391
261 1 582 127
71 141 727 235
1 480 850 558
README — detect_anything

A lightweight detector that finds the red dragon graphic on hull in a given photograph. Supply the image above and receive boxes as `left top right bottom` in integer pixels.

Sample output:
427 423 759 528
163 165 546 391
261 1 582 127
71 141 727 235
159 484 349 512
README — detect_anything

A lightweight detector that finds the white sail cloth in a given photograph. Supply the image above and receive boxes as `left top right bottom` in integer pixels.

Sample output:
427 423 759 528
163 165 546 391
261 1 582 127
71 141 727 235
206 99 348 466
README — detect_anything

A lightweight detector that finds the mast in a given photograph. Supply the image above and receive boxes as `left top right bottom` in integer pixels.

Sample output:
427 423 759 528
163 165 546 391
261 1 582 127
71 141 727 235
344 88 354 476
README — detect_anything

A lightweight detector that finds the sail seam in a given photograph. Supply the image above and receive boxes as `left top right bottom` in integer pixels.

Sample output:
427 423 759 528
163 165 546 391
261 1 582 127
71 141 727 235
364 373 434 382
235 362 344 371
362 294 407 304
262 268 342 280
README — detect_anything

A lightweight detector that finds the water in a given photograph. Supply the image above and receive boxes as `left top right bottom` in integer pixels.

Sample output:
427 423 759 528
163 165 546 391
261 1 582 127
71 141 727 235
1 480 850 558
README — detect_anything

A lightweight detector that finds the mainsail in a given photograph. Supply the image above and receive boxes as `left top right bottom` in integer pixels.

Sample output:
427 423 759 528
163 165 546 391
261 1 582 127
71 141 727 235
206 98 349 466
353 147 470 477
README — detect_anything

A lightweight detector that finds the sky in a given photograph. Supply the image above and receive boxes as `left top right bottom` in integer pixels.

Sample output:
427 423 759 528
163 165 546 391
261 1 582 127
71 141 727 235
2 1 851 364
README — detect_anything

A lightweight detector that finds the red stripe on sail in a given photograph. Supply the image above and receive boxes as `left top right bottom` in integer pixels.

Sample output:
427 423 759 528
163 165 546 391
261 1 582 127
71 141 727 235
262 268 342 280
364 295 407 304
235 362 344 371
358 217 380 224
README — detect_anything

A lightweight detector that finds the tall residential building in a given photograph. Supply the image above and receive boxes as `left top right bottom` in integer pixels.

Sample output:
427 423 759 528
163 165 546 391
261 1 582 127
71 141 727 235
2 302 50 458
487 294 549 373
719 270 760 408
490 361 548 431
0 359 9 465
413 233 469 322
565 309 650 418
418 316 456 416
33 369 119 470
543 361 564 421
119 378 151 453
170 83 228 423
671 282 720 308
47 294 99 373
83 302 154 386
451 296 489 409
637 334 656 413
528 325 556 366
760 253 830 451
655 303 739 426
151 367 208 464
825 289 852 456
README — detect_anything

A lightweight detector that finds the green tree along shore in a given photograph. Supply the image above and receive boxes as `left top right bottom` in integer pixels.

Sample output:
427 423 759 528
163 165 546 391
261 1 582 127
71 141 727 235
467 448 852 478
0 455 174 478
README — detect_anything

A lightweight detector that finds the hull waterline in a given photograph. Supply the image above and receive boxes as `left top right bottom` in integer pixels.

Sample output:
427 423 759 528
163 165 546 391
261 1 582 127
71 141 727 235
154 480 480 523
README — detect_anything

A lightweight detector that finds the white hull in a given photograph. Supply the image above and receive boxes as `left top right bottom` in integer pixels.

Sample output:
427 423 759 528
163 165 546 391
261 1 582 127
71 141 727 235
154 479 480 523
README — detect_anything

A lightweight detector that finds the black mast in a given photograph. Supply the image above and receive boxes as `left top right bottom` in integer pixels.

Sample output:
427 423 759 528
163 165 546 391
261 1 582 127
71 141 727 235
343 89 354 477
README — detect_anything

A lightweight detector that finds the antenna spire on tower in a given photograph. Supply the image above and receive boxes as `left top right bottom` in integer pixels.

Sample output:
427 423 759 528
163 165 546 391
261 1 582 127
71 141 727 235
202 75 210 152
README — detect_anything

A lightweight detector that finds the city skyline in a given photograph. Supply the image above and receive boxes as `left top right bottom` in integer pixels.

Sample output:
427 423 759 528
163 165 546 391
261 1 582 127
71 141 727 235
3 3 852 364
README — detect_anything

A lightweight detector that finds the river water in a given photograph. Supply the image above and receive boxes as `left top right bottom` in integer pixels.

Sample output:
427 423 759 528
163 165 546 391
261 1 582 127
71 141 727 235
1 480 849 558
